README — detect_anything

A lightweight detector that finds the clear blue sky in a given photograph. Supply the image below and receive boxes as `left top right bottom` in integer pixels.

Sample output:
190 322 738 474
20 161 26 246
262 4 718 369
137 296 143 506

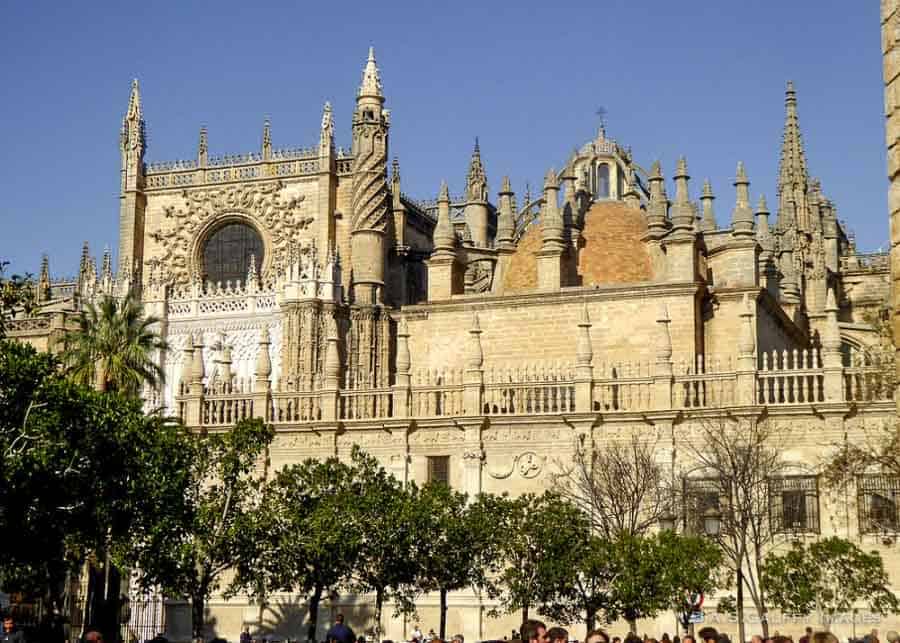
0 1 887 277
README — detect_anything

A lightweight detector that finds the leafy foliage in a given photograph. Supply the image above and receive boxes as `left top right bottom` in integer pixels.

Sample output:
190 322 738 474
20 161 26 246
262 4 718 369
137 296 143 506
762 537 900 630
126 418 274 641
0 340 191 610
62 291 167 395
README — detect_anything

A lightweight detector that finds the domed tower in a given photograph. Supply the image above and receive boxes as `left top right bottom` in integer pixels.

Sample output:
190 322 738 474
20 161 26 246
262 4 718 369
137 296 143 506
567 124 644 204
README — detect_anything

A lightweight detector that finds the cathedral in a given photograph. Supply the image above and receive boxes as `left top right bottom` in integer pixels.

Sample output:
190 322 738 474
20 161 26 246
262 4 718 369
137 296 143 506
7 39 900 641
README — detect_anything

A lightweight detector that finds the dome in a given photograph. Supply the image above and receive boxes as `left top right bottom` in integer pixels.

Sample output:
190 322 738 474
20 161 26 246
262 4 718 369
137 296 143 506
501 201 654 292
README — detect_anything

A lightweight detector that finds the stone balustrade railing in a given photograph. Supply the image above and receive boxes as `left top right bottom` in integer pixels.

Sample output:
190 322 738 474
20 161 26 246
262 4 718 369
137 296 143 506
172 350 895 429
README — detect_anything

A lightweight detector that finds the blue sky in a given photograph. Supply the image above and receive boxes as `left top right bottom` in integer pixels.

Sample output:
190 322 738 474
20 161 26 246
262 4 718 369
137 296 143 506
0 1 887 277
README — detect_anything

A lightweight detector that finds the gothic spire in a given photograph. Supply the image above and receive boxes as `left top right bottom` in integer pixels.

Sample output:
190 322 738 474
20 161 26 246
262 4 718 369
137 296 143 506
122 79 145 155
101 246 113 282
466 138 488 202
358 46 383 99
777 81 809 224
646 160 668 232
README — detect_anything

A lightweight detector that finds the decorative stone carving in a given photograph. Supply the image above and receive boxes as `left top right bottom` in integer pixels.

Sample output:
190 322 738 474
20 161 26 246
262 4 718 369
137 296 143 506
147 181 312 284
486 451 547 479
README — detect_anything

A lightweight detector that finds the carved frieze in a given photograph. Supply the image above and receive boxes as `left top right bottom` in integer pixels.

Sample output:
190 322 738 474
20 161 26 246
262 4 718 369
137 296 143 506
482 426 565 443
147 181 313 285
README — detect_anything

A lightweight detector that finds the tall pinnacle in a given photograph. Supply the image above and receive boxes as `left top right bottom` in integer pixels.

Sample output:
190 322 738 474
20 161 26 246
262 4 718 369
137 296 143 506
358 46 383 99
777 81 809 212
466 137 487 202
122 78 145 153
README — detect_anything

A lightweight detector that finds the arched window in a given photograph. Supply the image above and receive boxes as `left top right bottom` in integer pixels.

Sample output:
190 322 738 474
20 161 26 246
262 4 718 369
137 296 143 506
202 222 264 286
595 163 610 199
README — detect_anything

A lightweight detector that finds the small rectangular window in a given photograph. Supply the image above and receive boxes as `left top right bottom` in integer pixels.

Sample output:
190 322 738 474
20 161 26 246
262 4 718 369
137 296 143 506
427 455 450 486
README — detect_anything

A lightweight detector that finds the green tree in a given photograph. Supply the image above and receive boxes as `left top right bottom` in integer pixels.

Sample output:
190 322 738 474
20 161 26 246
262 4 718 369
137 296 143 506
762 537 900 631
126 418 274 642
654 530 725 635
415 483 505 640
490 492 588 623
0 339 192 641
63 291 167 394
344 447 424 639
235 457 363 643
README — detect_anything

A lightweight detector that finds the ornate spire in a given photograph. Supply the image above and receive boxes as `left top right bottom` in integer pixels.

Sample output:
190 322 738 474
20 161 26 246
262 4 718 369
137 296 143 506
467 312 484 370
122 79 145 156
358 46 383 99
731 162 755 238
671 156 694 234
100 246 113 283
646 161 668 232
198 126 208 166
496 175 516 247
433 180 456 250
466 138 488 202
391 157 401 188
700 179 717 231
777 81 809 229
262 118 272 160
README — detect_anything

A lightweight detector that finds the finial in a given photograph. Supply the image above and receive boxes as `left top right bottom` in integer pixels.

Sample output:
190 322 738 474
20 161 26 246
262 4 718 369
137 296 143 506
368 45 375 63
736 161 748 184
579 300 591 326
501 175 512 194
650 160 662 179
391 157 401 184
702 178 714 199
199 126 208 153
675 156 688 178
544 168 558 190
439 179 449 202
756 194 769 214
358 46 383 98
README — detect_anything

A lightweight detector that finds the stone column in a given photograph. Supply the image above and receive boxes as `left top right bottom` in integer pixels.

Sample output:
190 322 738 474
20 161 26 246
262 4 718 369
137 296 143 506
575 301 594 412
392 317 411 418
536 169 565 290
184 332 205 427
464 312 484 415
736 293 757 405
252 326 272 421
321 333 341 421
821 288 844 402
652 305 674 410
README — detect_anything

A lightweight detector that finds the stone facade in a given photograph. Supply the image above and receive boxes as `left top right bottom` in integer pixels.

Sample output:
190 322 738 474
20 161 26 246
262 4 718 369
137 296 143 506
6 47 899 642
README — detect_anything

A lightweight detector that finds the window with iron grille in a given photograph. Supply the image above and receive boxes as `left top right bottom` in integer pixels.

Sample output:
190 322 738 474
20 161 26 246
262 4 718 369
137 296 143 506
683 477 722 535
858 474 900 534
427 455 450 486
768 475 819 534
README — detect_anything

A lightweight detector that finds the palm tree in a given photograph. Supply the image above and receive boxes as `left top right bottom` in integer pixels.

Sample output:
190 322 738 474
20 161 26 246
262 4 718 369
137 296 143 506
63 290 168 395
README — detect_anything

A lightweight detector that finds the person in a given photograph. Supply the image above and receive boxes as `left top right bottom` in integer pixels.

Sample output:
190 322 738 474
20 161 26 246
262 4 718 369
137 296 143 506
411 625 423 643
84 631 103 643
662 635 671 643
585 630 609 643
547 627 568 643
612 638 622 643
326 614 355 643
885 633 898 643
800 628 813 643
521 620 548 643
681 636 695 643
241 627 252 643
1 616 25 643
427 630 437 642
451 635 464 643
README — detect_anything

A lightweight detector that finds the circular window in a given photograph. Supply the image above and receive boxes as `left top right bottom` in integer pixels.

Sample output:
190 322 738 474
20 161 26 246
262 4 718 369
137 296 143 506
202 222 264 286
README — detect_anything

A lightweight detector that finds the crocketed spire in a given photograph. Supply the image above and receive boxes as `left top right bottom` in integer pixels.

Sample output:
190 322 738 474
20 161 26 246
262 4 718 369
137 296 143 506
777 81 809 231
358 46 383 99
121 79 145 155
466 138 488 202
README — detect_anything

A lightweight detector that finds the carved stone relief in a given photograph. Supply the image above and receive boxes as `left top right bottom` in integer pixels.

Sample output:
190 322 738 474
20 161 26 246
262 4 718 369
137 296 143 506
147 181 313 285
